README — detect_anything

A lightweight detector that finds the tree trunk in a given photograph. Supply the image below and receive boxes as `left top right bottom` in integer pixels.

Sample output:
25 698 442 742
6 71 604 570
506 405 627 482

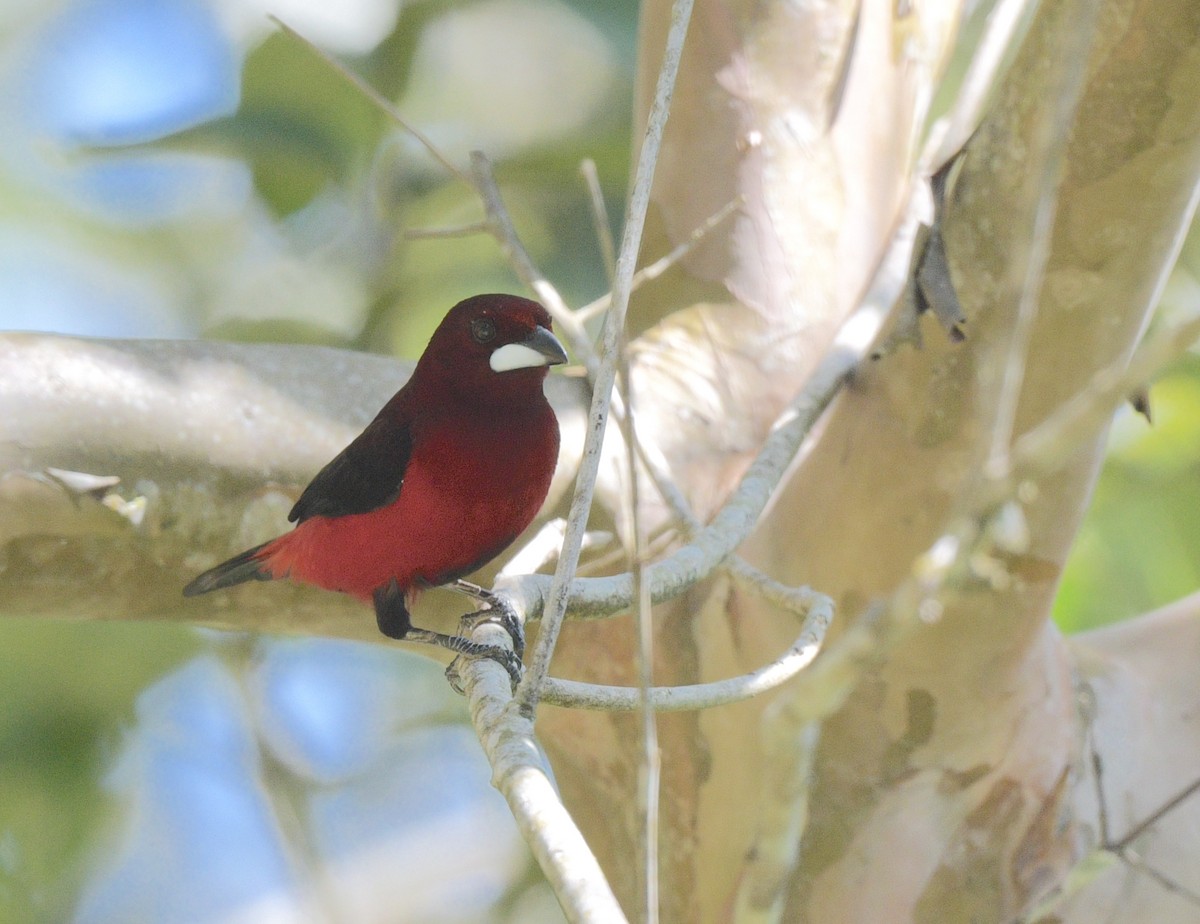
537 0 1200 920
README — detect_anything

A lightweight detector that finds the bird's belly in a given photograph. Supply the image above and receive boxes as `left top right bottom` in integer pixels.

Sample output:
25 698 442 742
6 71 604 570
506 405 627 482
265 432 554 599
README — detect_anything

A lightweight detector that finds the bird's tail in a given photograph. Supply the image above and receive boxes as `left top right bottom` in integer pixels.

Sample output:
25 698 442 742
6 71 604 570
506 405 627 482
183 540 275 597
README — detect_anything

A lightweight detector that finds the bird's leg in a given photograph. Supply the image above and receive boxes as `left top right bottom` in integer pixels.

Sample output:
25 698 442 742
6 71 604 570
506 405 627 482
373 580 522 691
374 579 416 639
449 579 525 660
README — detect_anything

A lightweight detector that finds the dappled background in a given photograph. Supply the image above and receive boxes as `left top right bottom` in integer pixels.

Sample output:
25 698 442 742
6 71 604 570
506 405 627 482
0 0 1197 921
1 0 632 920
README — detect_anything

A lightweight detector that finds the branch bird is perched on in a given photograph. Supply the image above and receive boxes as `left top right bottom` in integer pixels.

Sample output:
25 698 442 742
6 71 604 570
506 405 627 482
184 294 568 684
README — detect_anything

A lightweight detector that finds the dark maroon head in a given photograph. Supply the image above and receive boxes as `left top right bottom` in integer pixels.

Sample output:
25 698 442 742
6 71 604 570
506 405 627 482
416 294 567 404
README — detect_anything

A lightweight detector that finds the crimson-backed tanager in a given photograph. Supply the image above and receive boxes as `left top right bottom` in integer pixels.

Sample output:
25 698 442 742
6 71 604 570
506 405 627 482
184 294 567 681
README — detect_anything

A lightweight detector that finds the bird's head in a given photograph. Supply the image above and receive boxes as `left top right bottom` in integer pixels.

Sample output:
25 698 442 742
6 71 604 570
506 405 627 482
417 294 568 403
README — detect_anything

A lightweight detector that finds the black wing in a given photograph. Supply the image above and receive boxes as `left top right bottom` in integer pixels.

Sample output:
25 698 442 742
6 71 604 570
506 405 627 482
288 415 413 523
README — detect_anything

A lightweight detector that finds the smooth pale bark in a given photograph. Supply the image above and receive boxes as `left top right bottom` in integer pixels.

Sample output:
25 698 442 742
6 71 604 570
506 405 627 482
538 0 962 918
1066 592 1200 921
534 0 1200 921
0 335 588 642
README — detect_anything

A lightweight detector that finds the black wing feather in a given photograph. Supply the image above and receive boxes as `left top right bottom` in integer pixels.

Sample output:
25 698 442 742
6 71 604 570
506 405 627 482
288 415 413 523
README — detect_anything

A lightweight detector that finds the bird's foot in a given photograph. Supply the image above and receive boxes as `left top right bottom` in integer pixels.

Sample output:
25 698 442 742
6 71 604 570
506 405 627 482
455 590 525 660
403 627 521 694
441 643 516 696
375 581 522 694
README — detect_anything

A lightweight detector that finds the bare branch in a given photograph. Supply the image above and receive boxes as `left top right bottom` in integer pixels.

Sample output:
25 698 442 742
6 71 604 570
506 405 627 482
1110 776 1200 853
469 152 599 376
581 158 618 284
576 198 741 323
1030 749 1200 920
537 593 832 712
498 519 611 579
517 0 697 713
269 17 471 185
576 525 676 577
928 0 1041 167
274 17 604 386
1009 311 1200 485
1116 854 1200 908
507 99 930 624
727 564 830 620
402 221 491 240
625 384 826 623
618 350 662 924
459 622 628 923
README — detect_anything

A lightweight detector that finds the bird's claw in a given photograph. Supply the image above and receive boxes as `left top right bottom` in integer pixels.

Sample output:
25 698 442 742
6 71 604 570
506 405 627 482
458 596 525 660
446 644 523 695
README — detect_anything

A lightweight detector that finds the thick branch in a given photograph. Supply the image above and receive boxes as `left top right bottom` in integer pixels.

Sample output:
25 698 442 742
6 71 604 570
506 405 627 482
0 334 589 637
460 623 628 923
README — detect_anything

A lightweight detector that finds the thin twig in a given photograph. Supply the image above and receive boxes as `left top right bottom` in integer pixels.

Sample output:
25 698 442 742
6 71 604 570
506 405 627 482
1033 744 1200 919
470 152 598 376
1110 776 1200 852
581 158 618 283
1116 854 1200 907
576 526 676 578
497 519 612 579
928 0 1041 167
1092 748 1111 846
498 108 912 624
516 0 696 715
1008 311 1200 486
403 221 491 240
272 17 601 385
727 564 830 619
538 594 833 711
623 391 825 622
577 198 741 323
269 16 471 185
618 350 661 924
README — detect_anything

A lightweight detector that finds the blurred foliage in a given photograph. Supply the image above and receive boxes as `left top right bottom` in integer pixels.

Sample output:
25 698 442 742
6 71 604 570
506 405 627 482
199 30 388 215
1053 223 1200 632
0 0 635 920
0 622 200 921
1054 230 1200 631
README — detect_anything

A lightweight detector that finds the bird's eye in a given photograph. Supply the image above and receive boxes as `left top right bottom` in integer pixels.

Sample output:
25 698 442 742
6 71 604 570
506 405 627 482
470 317 497 344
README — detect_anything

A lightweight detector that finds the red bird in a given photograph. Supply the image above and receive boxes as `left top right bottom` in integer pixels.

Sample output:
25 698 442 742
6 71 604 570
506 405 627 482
184 294 567 680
